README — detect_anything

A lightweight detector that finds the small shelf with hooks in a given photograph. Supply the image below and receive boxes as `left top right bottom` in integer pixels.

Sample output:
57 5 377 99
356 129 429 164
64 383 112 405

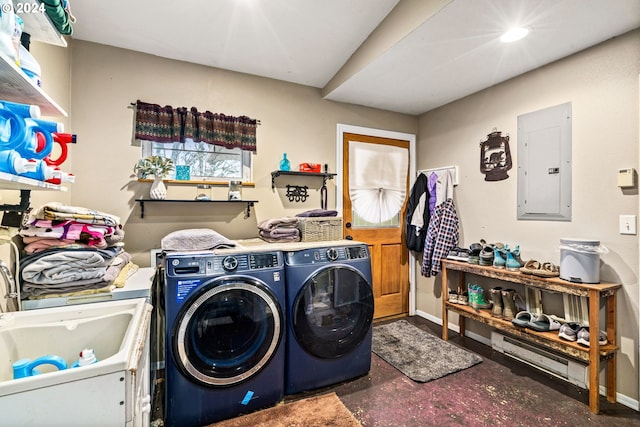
270 171 336 189
135 199 258 219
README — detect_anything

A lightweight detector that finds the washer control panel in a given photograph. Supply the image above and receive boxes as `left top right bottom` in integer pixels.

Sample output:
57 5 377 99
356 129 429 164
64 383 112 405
284 244 369 265
167 252 282 276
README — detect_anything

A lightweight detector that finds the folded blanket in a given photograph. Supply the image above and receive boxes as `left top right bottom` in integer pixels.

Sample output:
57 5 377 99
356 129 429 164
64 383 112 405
23 237 79 254
258 217 298 231
24 282 114 299
161 228 235 251
20 217 125 251
33 202 120 227
296 209 339 217
20 247 122 285
20 246 121 271
21 252 134 298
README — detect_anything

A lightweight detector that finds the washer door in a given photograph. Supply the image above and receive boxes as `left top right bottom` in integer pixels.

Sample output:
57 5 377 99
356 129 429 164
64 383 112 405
292 265 374 359
173 277 283 387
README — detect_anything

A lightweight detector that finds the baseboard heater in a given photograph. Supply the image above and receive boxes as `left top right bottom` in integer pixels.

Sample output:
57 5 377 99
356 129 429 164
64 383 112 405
491 332 589 389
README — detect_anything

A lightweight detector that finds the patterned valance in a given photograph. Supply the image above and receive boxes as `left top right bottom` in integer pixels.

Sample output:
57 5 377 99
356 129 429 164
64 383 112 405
134 100 259 152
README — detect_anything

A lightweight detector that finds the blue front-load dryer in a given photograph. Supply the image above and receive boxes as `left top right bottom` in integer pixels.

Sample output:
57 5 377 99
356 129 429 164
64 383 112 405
284 242 374 395
164 250 285 427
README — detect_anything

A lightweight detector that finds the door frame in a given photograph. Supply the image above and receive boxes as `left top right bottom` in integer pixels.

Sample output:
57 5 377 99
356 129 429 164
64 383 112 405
336 124 417 315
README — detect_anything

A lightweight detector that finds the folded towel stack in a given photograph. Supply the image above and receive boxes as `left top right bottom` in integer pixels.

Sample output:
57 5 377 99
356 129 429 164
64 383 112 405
258 217 301 243
19 203 137 299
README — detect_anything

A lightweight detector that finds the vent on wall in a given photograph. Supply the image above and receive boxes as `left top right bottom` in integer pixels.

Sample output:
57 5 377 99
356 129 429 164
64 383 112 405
491 332 589 389
563 294 589 326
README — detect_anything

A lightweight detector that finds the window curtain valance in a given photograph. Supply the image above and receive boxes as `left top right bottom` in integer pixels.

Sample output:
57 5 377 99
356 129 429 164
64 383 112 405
134 100 259 152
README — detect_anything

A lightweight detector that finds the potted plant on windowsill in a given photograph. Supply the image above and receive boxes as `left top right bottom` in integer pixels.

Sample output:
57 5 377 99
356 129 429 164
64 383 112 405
134 155 174 200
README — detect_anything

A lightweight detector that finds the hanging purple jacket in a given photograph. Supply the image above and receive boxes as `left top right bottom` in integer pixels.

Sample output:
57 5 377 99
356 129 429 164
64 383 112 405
427 172 438 215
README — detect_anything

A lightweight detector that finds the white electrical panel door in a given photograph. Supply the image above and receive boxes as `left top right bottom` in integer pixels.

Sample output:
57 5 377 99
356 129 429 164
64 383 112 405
517 102 572 221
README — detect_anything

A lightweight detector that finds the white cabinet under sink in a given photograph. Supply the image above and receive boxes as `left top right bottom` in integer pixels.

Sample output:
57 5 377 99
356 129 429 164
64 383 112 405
0 298 152 426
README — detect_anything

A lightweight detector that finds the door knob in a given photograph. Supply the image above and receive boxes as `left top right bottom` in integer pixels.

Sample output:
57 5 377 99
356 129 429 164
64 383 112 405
345 235 353 240
345 222 352 228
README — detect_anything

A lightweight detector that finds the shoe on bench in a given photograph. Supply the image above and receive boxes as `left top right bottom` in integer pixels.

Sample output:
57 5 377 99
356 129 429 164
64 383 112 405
558 322 582 342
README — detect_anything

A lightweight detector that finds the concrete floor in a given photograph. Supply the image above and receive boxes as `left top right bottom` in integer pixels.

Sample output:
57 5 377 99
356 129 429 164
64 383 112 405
287 316 640 427
153 315 640 426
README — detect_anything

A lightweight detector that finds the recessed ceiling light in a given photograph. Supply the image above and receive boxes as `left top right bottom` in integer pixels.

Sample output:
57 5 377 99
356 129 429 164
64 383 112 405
500 27 529 43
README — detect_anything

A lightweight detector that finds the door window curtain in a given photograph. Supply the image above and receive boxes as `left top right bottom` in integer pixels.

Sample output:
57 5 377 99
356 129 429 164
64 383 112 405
134 100 259 152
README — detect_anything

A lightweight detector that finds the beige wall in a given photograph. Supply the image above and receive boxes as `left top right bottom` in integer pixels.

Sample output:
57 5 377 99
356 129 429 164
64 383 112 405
416 29 640 403
67 40 416 266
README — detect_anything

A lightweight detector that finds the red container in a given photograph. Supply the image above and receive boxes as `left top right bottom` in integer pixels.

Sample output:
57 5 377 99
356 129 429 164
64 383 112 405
299 163 321 173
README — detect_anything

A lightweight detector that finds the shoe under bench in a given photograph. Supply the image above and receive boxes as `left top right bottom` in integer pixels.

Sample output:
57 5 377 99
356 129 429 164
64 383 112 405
440 259 621 415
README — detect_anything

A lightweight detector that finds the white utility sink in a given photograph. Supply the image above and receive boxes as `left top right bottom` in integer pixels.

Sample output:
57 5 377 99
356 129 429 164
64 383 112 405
0 298 152 427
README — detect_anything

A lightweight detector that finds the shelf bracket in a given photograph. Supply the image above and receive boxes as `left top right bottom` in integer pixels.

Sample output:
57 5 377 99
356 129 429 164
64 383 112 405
271 171 281 189
0 189 31 212
245 201 254 219
139 200 145 218
0 190 31 227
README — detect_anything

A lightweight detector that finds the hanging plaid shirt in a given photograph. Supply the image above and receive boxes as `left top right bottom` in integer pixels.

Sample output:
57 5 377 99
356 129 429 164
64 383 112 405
421 198 459 277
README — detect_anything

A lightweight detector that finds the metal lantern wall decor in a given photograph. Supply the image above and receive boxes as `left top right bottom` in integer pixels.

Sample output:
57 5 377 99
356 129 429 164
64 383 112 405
480 129 512 181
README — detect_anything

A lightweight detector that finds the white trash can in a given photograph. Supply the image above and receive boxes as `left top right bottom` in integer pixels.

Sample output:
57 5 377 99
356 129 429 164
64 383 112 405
559 238 605 284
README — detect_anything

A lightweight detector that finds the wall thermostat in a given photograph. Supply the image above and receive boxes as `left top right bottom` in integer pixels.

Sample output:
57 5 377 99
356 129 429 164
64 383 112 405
617 168 636 188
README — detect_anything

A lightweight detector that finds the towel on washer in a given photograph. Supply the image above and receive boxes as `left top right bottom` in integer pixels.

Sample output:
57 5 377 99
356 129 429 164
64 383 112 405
161 228 236 251
258 217 299 231
257 217 301 243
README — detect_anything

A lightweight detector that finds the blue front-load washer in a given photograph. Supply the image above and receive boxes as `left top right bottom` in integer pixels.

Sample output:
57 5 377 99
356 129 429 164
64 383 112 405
164 250 285 427
284 242 374 395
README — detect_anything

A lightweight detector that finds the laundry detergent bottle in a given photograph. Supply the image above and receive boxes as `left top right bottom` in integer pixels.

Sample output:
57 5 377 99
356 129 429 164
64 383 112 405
0 149 37 175
44 132 76 167
12 355 68 379
0 107 27 151
15 119 53 160
71 348 98 368
0 100 41 119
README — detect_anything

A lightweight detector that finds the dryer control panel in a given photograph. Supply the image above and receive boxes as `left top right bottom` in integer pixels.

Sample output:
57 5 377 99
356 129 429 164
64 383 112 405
284 244 369 265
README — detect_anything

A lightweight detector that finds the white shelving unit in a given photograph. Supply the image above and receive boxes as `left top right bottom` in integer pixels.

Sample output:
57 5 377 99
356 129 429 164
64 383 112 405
0 51 67 117
0 3 68 196
0 171 66 191
18 4 68 47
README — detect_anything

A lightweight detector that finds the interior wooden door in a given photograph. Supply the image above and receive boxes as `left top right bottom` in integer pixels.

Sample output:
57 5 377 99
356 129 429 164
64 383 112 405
342 132 410 319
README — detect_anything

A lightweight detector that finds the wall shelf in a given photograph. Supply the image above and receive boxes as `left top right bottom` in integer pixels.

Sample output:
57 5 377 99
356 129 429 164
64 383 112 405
0 171 66 191
270 171 336 189
135 199 258 219
0 3 69 219
0 52 68 116
18 3 68 47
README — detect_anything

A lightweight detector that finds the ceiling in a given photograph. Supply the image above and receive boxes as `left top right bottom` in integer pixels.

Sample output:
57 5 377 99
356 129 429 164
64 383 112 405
69 0 640 115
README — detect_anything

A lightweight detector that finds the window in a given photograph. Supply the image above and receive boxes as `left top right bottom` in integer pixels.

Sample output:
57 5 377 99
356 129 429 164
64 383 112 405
141 139 252 182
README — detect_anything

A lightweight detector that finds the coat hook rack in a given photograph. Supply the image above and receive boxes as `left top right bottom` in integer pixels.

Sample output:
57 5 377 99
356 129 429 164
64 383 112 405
286 185 308 202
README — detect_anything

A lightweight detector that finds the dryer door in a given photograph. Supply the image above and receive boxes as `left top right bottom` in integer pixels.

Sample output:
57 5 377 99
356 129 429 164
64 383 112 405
172 277 283 386
292 265 374 359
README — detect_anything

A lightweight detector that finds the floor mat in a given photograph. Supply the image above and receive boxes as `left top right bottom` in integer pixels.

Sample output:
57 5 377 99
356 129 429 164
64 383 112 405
205 392 361 427
372 319 482 382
